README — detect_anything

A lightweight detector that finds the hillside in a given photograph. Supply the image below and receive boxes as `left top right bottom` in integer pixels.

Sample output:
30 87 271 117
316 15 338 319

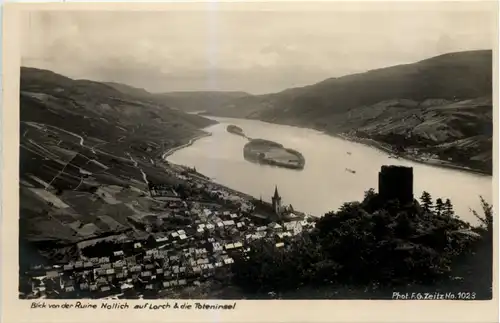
205 50 493 174
19 67 219 261
21 67 217 160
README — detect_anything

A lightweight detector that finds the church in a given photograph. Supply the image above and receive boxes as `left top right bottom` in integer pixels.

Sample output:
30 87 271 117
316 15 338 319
271 186 295 220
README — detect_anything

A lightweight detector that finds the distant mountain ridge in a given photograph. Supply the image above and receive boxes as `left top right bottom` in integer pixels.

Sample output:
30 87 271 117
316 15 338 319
103 81 251 112
151 91 252 112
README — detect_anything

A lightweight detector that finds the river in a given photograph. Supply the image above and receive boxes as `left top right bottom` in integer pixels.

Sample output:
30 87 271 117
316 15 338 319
167 117 493 225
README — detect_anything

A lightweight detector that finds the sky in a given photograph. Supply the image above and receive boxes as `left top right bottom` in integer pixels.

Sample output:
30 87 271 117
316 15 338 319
21 2 497 94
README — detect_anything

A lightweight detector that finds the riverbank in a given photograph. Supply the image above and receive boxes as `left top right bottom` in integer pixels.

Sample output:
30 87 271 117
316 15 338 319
161 132 213 159
218 115 491 176
335 133 491 176
160 132 261 204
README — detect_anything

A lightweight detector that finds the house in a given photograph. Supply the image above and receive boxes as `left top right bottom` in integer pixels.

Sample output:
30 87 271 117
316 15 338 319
74 261 83 269
99 257 110 264
230 213 238 219
113 261 125 268
101 263 112 270
179 234 187 240
254 231 267 239
268 222 282 232
153 235 169 244
195 248 207 256
222 220 235 227
224 242 243 251
212 242 223 252
146 249 159 256
106 269 115 275
121 283 133 291
196 258 209 266
277 232 293 239
130 265 141 273
134 242 142 249
63 264 74 271
223 258 234 265
141 271 152 278
113 250 124 257
90 257 99 264
284 221 303 235
84 261 93 268
95 269 106 276
206 224 215 231
275 242 285 248
80 283 89 290
90 284 98 291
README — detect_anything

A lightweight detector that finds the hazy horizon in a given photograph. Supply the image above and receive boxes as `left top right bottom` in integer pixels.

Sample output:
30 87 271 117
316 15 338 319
21 2 496 94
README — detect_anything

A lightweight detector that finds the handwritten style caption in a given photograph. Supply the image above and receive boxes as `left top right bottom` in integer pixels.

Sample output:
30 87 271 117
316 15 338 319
31 301 237 311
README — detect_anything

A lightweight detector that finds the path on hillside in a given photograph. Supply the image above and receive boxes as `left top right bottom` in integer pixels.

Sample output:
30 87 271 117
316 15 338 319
125 153 149 186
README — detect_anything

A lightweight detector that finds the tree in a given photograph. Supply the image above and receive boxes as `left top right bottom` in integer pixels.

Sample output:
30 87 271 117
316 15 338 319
420 191 433 213
435 198 444 216
472 196 493 237
364 188 376 200
443 199 454 217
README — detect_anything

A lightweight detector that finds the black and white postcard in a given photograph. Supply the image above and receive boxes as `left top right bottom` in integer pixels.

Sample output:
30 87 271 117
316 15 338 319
1 1 498 323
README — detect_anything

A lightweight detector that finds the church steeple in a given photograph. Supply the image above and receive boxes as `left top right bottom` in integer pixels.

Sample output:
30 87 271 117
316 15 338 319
273 185 281 200
272 185 282 216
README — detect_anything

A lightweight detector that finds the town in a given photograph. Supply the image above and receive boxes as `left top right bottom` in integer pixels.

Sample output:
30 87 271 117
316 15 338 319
20 164 316 299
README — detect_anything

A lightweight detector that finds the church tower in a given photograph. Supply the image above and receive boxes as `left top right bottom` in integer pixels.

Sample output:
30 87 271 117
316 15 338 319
272 185 282 215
